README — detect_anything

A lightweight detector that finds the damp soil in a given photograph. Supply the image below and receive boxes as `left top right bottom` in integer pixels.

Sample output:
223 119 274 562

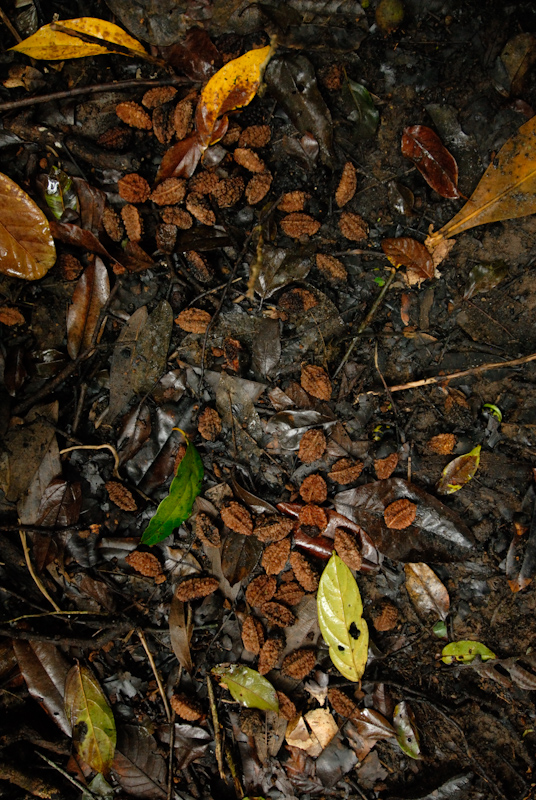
1 2 536 800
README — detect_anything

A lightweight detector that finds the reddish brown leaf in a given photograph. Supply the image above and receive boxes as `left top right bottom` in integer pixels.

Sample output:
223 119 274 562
404 562 450 619
401 125 460 199
506 519 536 593
36 477 82 528
155 133 203 184
381 237 434 281
112 724 167 799
67 257 110 359
73 177 107 235
49 219 117 262
161 28 222 82
0 306 25 326
13 640 71 735
221 531 263 586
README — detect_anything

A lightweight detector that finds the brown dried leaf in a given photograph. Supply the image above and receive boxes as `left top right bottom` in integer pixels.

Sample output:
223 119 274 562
401 125 460 199
66 257 110 359
169 593 193 674
300 364 332 400
404 563 450 620
0 306 25 326
381 237 434 282
427 433 456 454
156 134 203 183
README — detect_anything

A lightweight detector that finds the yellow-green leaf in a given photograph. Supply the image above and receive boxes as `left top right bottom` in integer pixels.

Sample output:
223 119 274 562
393 701 421 760
441 640 496 664
317 553 368 682
436 445 481 495
10 18 147 60
212 664 278 712
65 664 116 775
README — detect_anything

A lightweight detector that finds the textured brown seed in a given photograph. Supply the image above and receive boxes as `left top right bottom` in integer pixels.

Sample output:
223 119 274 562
118 173 150 204
211 176 244 208
371 599 398 631
189 171 220 195
59 253 83 281
170 693 202 721
245 172 272 205
175 576 219 601
427 433 456 454
221 121 242 146
142 86 178 108
234 147 266 173
280 213 320 239
289 551 319 591
175 308 211 333
160 206 193 228
151 177 187 206
334 528 362 570
184 250 213 283
245 575 277 607
253 516 294 543
198 407 222 441
125 550 165 584
186 192 216 226
121 204 143 242
335 161 357 208
339 211 368 241
221 501 253 535
152 104 175 144
298 429 327 464
261 537 291 575
241 616 265 654
97 126 132 150
298 505 327 534
328 687 359 718
316 253 347 283
278 288 318 314
105 481 137 511
274 581 305 607
278 191 309 212
320 64 344 91
276 691 297 721
327 458 364 484
384 498 417 529
239 124 271 148
115 101 152 130
0 306 24 325
173 98 195 140
258 636 285 675
301 364 332 401
261 601 296 628
102 206 124 242
156 223 177 254
375 453 399 479
281 648 317 680
299 474 327 505
173 442 187 474
194 512 221 547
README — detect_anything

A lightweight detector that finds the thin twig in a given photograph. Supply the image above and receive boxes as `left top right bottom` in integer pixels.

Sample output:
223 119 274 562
60 443 121 478
167 710 175 800
0 6 21 42
362 351 536 396
374 341 398 417
138 629 172 723
207 674 226 782
224 743 245 799
35 752 95 797
1 610 106 625
19 530 61 612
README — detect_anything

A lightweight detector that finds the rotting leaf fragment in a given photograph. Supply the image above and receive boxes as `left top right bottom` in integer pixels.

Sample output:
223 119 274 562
401 125 460 199
65 664 116 776
436 445 481 495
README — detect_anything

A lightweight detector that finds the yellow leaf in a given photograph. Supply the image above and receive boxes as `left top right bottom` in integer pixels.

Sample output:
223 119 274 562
426 115 536 252
10 17 147 60
195 44 273 148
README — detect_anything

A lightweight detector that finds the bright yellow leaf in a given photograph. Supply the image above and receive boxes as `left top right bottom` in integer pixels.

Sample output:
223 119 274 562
10 18 147 60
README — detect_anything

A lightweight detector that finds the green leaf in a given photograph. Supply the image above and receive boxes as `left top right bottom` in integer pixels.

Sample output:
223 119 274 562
212 664 278 712
317 553 369 682
343 75 380 139
65 664 116 775
436 445 481 495
141 437 204 546
441 640 496 664
433 620 448 639
393 701 421 760
483 403 502 422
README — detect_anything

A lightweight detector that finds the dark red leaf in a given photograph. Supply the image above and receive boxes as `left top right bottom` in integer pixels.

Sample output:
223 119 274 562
36 477 82 528
49 219 117 262
13 640 71 735
155 133 203 184
401 125 461 199
66 257 110 359
160 28 222 82
4 345 28 396
112 724 167 799
72 177 106 235
381 237 434 281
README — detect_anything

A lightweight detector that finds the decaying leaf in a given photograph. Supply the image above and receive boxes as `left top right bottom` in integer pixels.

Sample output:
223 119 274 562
36 477 82 528
381 237 434 282
65 663 117 775
67 257 110 360
317 553 368 682
436 445 481 495
112 724 167 799
401 125 460 199
463 262 508 301
393 701 421 760
404 563 450 620
342 76 379 140
10 17 147 60
13 641 71 735
441 640 496 664
285 709 338 758
0 171 56 280
506 518 536 593
221 531 263 586
212 664 279 712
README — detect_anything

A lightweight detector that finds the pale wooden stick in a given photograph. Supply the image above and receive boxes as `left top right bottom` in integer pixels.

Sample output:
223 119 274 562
138 629 172 722
19 530 61 612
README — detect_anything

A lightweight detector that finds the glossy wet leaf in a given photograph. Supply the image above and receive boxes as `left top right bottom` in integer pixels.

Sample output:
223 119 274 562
401 125 460 199
343 77 379 140
352 708 396 741
506 518 536 593
441 640 496 664
169 594 193 674
254 245 312 299
13 641 71 735
67 257 110 360
161 28 221 82
404 563 450 620
393 701 421 760
221 531 263 586
10 17 147 60
212 664 278 712
36 477 82 528
65 663 116 775
381 237 434 281
106 0 196 46
317 553 369 682
436 445 481 495
83 773 114 800
155 133 203 183
40 167 79 220
49 219 118 263
112 724 167 799
0 172 56 280
463 262 508 301
433 620 448 639
141 438 204 546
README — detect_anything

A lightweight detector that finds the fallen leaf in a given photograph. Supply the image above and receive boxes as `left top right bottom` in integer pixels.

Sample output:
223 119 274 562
66 257 110 359
493 32 536 97
381 238 434 282
506 517 536 593
160 27 221 81
112 724 167 799
441 640 496 664
342 76 379 140
404 563 450 620
402 125 460 199
10 17 147 60
436 445 481 495
105 0 193 46
169 593 193 674
251 317 281 380
49 219 118 263
155 133 203 183
352 708 396 742
0 402 58 503
221 531 263 586
36 477 82 527
317 553 369 682
0 171 56 280
463 262 508 300
13 641 71 735
254 245 312 299
212 664 278 712
65 663 116 774
393 701 421 760
285 709 338 758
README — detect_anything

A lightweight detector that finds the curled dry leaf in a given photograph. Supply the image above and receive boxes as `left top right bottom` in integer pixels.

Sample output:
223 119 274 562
401 125 460 199
67 257 110 360
404 563 450 620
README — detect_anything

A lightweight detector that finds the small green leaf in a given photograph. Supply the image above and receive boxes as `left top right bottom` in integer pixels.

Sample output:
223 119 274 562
483 403 502 422
343 75 380 139
65 664 116 775
393 701 421 760
141 437 203 546
317 553 369 682
212 665 278 712
436 445 481 495
433 620 448 639
441 640 496 664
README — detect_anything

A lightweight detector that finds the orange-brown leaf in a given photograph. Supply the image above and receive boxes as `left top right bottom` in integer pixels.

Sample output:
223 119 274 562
155 133 203 184
67 257 110 359
381 237 434 281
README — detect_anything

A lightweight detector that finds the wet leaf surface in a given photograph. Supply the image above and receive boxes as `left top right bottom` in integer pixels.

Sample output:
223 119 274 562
441 640 496 664
463 261 508 300
381 238 434 282
13 641 71 735
213 664 279 712
65 663 116 774
66 257 110 359
221 530 263 586
36 477 82 527
342 77 380 140
393 701 421 760
404 562 450 620
402 126 460 199
105 0 197 45
169 593 193 674
436 445 481 495
506 515 536 593
112 724 166 798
